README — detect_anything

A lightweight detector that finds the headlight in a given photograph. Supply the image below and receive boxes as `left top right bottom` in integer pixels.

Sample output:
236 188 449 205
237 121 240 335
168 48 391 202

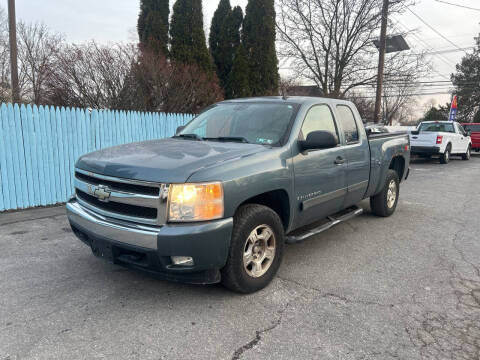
168 182 224 222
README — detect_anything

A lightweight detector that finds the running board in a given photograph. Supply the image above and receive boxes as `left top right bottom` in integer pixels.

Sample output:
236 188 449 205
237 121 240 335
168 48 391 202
286 206 363 244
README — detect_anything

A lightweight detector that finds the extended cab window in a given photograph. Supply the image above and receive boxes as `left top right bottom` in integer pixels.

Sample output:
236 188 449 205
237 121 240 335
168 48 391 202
301 105 338 140
336 105 359 144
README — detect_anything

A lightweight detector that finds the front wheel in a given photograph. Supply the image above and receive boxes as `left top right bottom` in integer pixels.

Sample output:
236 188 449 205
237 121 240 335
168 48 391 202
462 145 471 160
370 170 400 217
221 204 284 293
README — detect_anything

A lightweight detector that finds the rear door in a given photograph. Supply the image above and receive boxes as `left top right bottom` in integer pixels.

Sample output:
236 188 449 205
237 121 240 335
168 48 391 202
335 105 370 207
293 104 347 227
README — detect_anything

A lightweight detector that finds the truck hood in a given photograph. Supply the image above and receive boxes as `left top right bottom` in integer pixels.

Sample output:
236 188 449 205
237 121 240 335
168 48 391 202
76 138 268 183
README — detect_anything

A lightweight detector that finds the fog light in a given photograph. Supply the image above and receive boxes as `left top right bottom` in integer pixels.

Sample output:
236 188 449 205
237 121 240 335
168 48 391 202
171 256 194 266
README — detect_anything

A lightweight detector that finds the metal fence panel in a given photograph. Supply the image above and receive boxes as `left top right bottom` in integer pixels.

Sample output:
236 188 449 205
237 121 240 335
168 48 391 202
0 104 193 211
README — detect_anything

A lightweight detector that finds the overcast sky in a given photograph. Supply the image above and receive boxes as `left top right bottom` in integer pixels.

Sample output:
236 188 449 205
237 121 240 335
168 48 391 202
5 0 479 111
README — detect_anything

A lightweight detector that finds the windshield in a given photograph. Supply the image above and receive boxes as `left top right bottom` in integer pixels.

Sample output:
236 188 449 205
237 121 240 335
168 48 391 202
418 123 455 133
178 102 299 146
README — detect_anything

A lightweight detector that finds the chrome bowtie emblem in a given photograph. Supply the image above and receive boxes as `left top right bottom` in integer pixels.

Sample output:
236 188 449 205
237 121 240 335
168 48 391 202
87 184 111 201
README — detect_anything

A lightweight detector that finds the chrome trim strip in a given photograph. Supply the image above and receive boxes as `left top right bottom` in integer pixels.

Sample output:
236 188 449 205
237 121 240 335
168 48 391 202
302 187 348 211
348 180 369 193
67 200 159 250
76 196 158 226
74 178 159 208
76 168 161 187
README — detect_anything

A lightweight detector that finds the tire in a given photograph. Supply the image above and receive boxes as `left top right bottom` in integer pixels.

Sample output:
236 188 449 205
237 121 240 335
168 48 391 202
462 145 471 160
221 204 285 294
370 169 400 217
439 144 451 164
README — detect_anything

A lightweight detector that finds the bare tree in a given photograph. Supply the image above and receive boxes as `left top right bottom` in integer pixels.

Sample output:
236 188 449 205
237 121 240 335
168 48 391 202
17 22 63 104
124 48 224 113
45 43 223 113
0 7 10 102
279 75 302 97
276 0 414 98
44 41 137 109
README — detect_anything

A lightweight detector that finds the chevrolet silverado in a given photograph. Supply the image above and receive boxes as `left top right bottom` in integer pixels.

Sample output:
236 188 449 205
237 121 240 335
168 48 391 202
67 97 410 293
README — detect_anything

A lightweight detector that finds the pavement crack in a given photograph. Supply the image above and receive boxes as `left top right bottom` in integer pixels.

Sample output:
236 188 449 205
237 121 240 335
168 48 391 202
230 295 295 360
277 276 410 308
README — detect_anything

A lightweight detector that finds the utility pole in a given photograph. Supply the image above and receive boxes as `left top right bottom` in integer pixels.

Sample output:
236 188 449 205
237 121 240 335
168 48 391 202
8 0 20 103
374 0 389 123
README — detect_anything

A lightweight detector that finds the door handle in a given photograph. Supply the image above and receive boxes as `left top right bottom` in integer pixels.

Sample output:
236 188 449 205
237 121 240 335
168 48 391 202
334 156 345 165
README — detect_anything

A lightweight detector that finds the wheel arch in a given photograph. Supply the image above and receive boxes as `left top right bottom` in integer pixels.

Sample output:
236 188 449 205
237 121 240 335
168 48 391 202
237 189 291 231
389 156 406 181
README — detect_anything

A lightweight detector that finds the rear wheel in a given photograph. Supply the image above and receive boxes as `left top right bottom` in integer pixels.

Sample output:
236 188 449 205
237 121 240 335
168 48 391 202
440 144 451 164
462 145 471 160
221 204 284 293
370 170 400 217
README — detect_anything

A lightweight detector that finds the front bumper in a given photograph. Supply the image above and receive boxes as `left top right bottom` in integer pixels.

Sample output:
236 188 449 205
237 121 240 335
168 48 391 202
66 199 233 284
411 146 441 155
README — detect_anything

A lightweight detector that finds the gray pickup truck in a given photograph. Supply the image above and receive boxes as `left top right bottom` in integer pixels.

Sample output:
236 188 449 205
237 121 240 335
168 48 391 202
67 97 410 293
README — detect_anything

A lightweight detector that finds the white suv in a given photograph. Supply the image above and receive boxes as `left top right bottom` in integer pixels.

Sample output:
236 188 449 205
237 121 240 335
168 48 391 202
410 121 472 164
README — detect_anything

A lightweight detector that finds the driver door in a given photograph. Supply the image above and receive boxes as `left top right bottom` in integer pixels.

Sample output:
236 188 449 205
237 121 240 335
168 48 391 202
293 104 347 228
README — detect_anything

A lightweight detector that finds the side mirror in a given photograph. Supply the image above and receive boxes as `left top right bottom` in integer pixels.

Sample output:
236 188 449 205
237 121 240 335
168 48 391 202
465 130 471 136
298 131 338 151
176 125 185 135
411 130 420 135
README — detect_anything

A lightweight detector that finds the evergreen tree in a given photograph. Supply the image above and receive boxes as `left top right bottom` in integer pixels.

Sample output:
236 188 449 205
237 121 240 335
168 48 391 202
242 0 279 96
138 0 170 55
226 44 251 98
170 0 213 72
422 103 450 121
209 1 243 90
452 35 480 122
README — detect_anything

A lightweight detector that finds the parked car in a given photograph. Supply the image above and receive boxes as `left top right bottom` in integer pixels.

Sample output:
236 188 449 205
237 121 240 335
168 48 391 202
462 123 480 152
410 121 472 163
67 97 410 293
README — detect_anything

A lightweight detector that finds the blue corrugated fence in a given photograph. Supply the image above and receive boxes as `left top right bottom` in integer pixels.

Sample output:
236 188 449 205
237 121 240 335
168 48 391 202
0 103 193 212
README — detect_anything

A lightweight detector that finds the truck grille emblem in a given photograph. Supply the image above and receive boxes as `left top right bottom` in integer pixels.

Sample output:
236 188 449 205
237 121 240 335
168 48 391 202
87 184 111 202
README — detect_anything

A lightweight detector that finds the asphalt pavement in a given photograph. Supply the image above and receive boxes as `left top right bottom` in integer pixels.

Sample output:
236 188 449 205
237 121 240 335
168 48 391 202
1 154 479 360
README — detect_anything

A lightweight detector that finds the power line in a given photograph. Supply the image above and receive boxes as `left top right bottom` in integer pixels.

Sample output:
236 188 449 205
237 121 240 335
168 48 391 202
434 0 480 11
353 91 454 98
423 47 474 55
392 18 457 72
406 8 467 54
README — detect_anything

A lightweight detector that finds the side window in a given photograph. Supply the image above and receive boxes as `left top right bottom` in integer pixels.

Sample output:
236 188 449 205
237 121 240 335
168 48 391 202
457 124 466 136
336 105 359 144
301 105 338 141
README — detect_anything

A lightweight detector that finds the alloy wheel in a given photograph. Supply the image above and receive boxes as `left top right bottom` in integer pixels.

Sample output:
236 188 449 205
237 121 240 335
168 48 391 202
387 180 397 209
243 225 276 278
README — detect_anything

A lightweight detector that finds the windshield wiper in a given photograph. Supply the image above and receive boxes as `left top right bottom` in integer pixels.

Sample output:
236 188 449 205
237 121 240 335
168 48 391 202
204 136 250 144
172 133 203 141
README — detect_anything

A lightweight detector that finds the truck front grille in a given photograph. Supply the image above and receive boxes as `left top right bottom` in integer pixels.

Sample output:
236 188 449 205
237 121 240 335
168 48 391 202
75 171 160 197
76 190 158 219
74 168 168 226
